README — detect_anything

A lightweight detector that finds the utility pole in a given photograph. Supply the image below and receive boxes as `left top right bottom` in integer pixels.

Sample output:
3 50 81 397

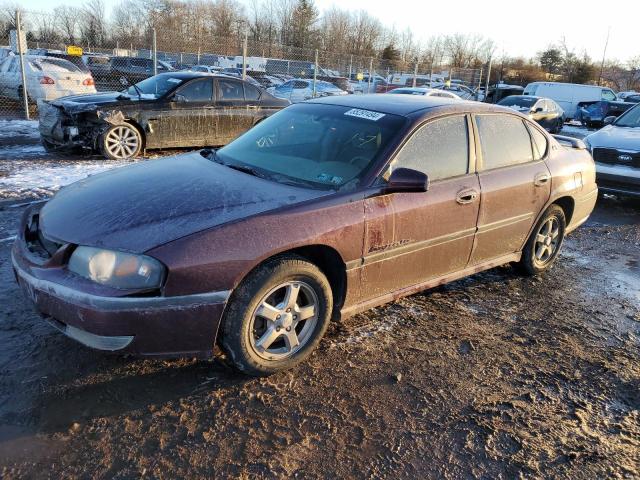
242 28 248 80
16 10 29 120
484 57 492 103
598 26 611 86
152 28 157 76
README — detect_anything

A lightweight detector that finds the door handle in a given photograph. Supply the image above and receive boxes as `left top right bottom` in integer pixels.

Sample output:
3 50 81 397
534 173 550 187
456 189 478 205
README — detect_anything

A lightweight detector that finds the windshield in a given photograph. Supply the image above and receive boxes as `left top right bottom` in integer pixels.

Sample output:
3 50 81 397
614 104 640 127
498 96 537 108
216 104 406 190
125 75 185 98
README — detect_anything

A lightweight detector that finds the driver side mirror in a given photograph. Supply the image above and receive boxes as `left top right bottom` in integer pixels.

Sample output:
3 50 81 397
385 168 429 193
532 106 543 113
603 115 616 125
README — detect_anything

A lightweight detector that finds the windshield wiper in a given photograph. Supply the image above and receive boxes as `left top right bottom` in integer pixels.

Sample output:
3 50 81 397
225 164 266 179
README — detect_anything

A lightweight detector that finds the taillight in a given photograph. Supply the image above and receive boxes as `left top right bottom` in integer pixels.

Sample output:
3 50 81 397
40 76 55 85
83 78 95 86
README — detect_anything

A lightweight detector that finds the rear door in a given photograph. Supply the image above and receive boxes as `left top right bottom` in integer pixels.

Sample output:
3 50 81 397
361 114 481 301
215 78 257 144
470 113 551 265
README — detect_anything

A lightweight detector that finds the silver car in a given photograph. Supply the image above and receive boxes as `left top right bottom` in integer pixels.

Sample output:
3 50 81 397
584 103 640 197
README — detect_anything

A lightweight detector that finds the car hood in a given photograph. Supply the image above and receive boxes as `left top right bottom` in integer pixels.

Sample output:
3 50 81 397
39 152 327 252
52 91 147 110
585 125 640 150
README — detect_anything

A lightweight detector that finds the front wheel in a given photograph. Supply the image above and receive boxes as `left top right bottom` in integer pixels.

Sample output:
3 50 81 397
221 255 333 376
518 205 566 275
100 123 142 159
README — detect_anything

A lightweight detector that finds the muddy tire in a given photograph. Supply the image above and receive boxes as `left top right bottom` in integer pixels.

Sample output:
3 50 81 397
518 204 566 275
221 255 332 376
99 123 142 160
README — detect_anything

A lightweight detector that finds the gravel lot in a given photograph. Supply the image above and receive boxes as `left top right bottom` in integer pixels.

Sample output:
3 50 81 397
0 122 638 479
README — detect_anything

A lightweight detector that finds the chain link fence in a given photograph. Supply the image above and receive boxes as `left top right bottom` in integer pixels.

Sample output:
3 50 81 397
0 9 485 121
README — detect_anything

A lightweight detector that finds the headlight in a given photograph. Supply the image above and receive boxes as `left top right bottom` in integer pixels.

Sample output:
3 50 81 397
68 246 166 289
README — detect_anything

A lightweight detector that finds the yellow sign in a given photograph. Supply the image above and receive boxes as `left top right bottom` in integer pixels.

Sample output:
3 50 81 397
66 45 83 56
356 72 364 81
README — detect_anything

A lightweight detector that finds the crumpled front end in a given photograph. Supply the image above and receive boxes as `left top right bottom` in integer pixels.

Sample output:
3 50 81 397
38 100 126 153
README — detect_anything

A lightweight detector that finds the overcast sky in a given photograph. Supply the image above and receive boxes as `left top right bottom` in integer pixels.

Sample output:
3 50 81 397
23 0 640 62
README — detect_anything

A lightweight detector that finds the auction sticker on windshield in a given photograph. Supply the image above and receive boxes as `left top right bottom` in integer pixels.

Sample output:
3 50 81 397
344 108 386 121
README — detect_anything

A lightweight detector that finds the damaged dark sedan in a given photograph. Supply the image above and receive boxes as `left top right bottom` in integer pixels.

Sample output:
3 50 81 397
38 72 290 159
15 95 597 376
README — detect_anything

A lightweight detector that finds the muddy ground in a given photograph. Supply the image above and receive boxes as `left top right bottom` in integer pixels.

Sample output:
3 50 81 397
0 194 637 479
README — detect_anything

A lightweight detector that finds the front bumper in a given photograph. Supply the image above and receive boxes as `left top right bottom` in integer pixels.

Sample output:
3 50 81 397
596 163 640 197
12 243 230 357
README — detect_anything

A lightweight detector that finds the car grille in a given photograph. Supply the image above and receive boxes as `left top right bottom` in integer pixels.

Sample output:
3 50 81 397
24 213 62 261
593 148 640 168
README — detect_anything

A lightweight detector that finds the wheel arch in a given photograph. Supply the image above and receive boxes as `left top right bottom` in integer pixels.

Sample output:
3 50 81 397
234 244 348 321
553 196 575 225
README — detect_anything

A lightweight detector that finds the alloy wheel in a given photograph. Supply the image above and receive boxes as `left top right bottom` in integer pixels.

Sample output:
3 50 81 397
249 281 319 361
104 126 139 159
534 217 560 265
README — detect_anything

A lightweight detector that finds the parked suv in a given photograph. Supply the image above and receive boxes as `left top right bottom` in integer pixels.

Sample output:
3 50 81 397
90 56 174 91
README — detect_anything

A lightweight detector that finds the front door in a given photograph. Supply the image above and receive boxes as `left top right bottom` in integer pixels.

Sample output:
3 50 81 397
153 77 216 148
360 114 480 302
470 114 551 265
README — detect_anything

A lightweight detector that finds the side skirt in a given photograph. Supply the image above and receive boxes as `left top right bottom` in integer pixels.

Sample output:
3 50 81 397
339 252 521 319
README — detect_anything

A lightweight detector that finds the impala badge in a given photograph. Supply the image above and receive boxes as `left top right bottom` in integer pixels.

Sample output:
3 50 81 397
618 154 633 162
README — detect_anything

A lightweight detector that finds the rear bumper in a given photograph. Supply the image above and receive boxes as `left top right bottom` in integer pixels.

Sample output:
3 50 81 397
596 163 640 197
12 246 229 357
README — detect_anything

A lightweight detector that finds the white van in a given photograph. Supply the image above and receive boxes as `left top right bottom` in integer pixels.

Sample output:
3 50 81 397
523 82 617 119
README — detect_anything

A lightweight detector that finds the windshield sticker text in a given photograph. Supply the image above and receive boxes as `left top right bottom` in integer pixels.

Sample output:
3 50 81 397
344 108 386 121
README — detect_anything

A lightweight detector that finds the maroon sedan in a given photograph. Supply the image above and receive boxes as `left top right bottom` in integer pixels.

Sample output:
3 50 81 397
13 95 598 375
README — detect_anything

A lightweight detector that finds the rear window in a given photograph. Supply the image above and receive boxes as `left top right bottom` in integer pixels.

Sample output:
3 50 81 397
28 57 81 73
88 56 109 65
244 83 261 101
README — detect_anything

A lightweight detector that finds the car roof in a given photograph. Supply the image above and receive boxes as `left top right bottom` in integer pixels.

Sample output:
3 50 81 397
503 95 542 100
308 94 523 118
307 94 465 115
154 71 243 80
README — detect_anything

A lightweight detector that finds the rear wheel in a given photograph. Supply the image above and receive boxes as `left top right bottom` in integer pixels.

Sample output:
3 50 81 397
221 255 332 376
100 123 142 159
518 205 566 275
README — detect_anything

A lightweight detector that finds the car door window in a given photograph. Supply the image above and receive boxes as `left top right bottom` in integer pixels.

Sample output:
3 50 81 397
476 114 534 169
244 83 261 101
392 115 469 181
527 122 548 160
601 89 616 101
176 78 213 102
218 79 244 100
293 81 308 89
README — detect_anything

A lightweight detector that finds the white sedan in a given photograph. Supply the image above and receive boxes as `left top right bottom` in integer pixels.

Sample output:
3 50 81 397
268 79 348 103
388 87 461 99
0 55 96 103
